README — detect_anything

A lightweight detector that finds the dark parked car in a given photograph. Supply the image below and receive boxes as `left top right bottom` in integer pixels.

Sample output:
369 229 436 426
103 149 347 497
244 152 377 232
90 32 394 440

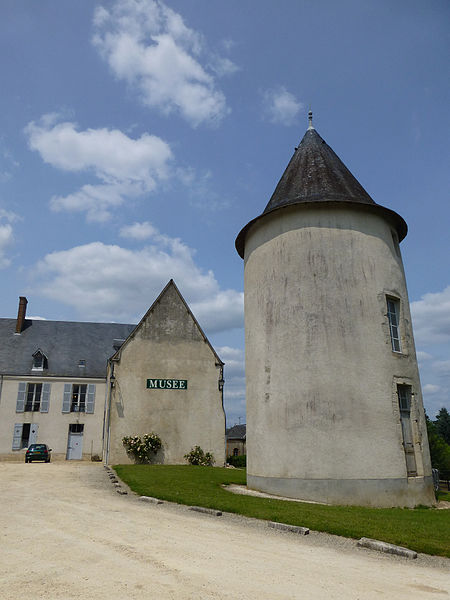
25 444 52 463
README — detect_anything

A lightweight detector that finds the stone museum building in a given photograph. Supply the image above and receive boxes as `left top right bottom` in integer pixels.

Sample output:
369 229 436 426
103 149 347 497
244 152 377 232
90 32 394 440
236 112 434 507
0 281 226 464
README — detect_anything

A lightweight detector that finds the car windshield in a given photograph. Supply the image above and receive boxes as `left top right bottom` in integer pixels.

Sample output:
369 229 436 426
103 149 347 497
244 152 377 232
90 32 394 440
29 444 46 450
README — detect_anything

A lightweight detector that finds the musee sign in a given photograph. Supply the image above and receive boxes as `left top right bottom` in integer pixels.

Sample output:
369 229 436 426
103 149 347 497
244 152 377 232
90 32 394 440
147 379 188 390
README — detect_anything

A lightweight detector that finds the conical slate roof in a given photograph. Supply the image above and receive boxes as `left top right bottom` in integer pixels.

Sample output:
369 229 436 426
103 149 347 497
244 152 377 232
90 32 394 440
235 118 407 258
264 127 375 212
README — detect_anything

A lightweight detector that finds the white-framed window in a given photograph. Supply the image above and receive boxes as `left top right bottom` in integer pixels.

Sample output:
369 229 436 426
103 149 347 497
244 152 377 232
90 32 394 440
25 383 42 412
62 383 95 414
16 382 51 413
72 384 87 412
387 297 401 352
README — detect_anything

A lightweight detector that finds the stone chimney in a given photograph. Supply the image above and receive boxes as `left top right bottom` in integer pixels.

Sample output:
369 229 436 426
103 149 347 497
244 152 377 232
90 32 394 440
15 296 28 334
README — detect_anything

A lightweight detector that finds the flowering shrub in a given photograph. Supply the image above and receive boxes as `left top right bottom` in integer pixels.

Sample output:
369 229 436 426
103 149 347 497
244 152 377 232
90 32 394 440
184 445 215 466
122 433 162 464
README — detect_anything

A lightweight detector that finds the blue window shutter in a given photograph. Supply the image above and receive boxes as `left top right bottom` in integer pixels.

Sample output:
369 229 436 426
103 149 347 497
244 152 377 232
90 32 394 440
12 424 23 450
41 383 51 413
16 382 26 413
29 423 39 446
62 384 71 413
86 384 96 414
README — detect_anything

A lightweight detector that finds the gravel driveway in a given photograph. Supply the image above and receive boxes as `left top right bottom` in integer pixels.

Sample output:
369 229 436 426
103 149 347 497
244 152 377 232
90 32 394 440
1 462 449 599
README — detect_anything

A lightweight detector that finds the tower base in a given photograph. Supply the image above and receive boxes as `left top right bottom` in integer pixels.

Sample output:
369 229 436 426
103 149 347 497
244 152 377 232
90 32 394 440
247 474 435 508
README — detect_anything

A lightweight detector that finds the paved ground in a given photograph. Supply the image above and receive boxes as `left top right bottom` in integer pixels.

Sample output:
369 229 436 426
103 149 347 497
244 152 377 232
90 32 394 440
0 462 449 599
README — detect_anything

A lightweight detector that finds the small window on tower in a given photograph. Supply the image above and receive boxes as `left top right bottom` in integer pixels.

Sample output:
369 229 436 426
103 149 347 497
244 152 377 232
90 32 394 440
386 297 401 353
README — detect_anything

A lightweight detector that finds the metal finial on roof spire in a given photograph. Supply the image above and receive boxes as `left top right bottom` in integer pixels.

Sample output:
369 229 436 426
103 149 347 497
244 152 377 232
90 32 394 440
308 109 314 130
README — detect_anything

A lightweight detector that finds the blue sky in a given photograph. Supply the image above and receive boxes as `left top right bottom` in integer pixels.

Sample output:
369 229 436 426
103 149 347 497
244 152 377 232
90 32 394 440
0 0 449 425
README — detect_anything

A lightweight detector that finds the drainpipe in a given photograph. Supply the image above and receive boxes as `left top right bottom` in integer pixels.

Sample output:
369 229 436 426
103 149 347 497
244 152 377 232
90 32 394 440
218 364 226 465
103 360 114 465
0 374 3 407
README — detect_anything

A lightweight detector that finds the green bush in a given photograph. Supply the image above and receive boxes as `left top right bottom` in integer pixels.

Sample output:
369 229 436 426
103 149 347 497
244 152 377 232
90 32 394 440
122 433 162 464
227 454 246 468
184 445 215 466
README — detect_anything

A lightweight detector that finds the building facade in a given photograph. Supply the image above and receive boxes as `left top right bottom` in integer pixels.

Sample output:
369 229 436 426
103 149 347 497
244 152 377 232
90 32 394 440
105 280 226 464
0 283 226 465
236 114 434 507
226 424 246 457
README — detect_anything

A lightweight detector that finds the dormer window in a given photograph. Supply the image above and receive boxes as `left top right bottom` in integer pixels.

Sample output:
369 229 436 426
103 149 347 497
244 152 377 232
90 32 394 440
78 359 86 368
32 349 47 371
113 339 125 352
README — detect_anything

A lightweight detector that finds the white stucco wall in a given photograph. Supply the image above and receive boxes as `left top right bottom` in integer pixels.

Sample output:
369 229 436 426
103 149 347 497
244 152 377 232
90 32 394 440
106 284 226 465
0 376 105 461
243 204 433 507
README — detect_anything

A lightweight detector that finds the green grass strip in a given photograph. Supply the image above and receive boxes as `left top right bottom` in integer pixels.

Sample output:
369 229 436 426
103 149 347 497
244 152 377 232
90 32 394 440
114 464 450 558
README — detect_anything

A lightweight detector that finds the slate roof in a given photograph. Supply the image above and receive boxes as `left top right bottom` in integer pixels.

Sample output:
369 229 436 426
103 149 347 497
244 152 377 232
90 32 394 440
226 424 246 440
264 128 375 211
0 318 135 378
235 124 407 258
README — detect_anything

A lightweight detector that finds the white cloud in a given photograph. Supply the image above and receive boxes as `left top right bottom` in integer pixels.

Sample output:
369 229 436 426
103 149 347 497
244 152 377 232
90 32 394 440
416 350 433 362
209 56 239 77
0 143 19 182
422 383 441 394
411 286 450 344
0 222 13 268
432 360 450 375
119 221 159 240
262 86 303 126
25 116 172 221
216 346 245 378
177 168 231 211
93 0 232 127
33 226 243 333
0 209 18 269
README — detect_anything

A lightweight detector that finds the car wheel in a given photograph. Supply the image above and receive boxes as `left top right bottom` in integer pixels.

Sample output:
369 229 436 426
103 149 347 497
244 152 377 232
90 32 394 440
45 458 50 463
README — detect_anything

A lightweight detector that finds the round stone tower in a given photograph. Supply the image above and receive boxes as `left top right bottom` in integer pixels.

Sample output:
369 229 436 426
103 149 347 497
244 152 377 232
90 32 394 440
236 114 434 507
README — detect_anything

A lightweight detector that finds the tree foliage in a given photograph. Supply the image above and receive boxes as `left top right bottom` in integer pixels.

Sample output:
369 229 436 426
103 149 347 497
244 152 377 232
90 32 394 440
426 413 450 474
435 407 450 445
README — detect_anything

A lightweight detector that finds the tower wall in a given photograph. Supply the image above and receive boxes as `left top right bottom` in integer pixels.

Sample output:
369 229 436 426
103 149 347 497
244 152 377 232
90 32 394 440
243 203 433 507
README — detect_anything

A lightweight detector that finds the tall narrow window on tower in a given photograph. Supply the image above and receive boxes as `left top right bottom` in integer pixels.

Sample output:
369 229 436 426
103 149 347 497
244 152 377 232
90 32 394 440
397 384 417 476
387 298 401 352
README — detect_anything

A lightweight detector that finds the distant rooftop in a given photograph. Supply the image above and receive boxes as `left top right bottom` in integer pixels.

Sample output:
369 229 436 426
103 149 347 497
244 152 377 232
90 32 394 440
226 424 246 440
